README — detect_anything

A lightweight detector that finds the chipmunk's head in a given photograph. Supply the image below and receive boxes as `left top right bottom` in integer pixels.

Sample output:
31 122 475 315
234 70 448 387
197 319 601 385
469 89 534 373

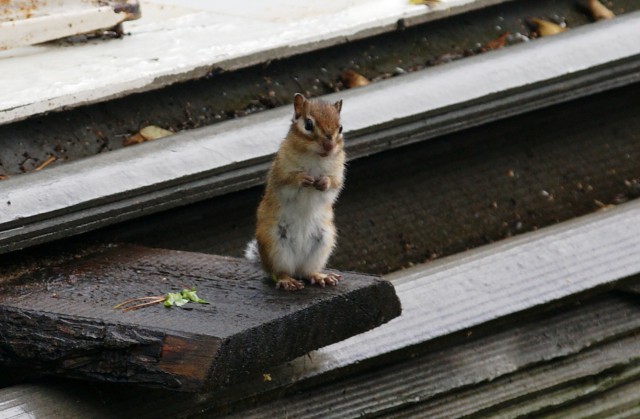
292 93 343 157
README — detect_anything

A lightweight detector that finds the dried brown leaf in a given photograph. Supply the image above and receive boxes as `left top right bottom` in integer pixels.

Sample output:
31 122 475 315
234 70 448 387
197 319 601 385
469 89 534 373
139 125 174 140
587 0 615 20
530 18 566 37
341 70 370 89
123 125 173 147
123 132 147 147
483 32 510 51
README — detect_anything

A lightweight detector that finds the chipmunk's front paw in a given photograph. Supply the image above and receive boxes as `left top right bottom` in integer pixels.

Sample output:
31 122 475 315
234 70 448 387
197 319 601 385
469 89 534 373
275 276 305 291
309 272 342 287
314 175 330 191
300 173 315 187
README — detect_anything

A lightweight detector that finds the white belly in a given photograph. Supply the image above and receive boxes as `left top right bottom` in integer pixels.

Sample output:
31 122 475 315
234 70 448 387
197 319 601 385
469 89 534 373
271 186 335 276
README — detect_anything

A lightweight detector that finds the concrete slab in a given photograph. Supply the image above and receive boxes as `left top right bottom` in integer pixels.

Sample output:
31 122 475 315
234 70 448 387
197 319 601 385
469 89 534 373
0 0 508 125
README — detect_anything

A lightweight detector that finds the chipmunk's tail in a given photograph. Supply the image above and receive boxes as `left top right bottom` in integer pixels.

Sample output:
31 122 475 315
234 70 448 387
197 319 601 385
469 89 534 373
244 239 260 264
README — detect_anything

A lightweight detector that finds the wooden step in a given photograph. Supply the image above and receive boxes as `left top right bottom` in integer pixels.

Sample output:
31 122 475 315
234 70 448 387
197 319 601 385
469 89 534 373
3 198 640 415
3 12 640 255
0 244 400 392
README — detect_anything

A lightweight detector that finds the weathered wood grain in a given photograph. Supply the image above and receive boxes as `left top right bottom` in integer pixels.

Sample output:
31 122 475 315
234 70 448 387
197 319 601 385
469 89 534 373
2 12 640 255
102 80 640 276
542 378 640 419
0 244 400 391
219 294 640 418
3 198 640 414
1 293 638 418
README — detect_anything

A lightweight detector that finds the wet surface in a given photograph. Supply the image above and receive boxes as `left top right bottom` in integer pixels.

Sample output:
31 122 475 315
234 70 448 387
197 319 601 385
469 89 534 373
75 81 640 274
0 244 399 390
3 80 638 275
1 0 638 178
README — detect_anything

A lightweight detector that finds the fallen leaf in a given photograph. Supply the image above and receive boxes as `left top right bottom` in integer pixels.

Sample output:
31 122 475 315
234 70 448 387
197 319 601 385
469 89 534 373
123 125 173 146
181 288 209 304
587 0 615 20
140 125 174 140
114 286 209 311
341 70 370 89
262 373 272 382
123 133 146 146
483 32 510 51
164 292 189 307
529 18 566 37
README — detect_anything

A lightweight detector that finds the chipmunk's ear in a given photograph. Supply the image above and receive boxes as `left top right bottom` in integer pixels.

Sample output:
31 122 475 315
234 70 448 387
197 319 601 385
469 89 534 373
334 99 343 114
293 93 307 119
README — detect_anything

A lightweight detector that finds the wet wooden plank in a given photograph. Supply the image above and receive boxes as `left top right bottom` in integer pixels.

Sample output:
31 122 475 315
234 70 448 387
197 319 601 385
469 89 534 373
219 294 640 418
2 198 640 414
2 293 638 418
541 378 640 419
2 12 640 255
0 244 400 392
616 276 640 295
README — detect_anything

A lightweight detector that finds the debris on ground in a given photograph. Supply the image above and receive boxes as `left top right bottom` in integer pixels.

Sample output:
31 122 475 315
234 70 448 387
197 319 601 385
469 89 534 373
34 155 57 172
123 125 174 147
587 0 615 20
528 18 567 36
340 70 370 89
114 287 209 312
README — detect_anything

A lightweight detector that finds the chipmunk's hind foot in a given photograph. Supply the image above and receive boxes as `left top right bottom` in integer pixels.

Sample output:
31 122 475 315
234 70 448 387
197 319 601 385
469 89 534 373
275 275 305 291
309 272 342 287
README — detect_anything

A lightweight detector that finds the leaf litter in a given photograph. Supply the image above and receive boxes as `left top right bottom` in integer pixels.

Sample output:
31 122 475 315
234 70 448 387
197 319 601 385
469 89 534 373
114 287 209 312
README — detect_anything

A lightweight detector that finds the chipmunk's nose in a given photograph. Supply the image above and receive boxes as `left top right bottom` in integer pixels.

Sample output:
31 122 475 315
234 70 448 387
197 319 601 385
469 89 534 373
322 138 334 153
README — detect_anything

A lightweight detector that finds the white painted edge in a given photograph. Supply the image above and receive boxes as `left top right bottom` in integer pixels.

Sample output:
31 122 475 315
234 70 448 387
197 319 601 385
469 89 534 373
1 13 639 229
0 6 133 51
0 0 506 125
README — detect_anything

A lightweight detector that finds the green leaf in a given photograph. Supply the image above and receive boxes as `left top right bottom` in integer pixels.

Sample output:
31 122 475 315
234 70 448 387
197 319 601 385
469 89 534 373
174 297 188 307
163 288 209 308
180 288 209 304
164 292 182 308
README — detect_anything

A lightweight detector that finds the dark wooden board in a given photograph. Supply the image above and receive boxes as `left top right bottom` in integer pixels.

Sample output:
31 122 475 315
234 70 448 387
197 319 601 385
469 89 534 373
1 292 638 418
0 244 400 392
218 294 640 418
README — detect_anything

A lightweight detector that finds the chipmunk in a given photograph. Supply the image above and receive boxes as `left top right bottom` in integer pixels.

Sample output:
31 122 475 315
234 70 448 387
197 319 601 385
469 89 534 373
245 93 345 290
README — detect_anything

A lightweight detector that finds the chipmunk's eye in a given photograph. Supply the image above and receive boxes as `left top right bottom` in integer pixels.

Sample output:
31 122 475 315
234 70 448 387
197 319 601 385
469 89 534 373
338 125 343 134
304 118 314 131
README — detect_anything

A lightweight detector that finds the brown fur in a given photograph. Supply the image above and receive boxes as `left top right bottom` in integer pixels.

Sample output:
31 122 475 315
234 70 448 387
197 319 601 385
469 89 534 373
253 94 345 290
